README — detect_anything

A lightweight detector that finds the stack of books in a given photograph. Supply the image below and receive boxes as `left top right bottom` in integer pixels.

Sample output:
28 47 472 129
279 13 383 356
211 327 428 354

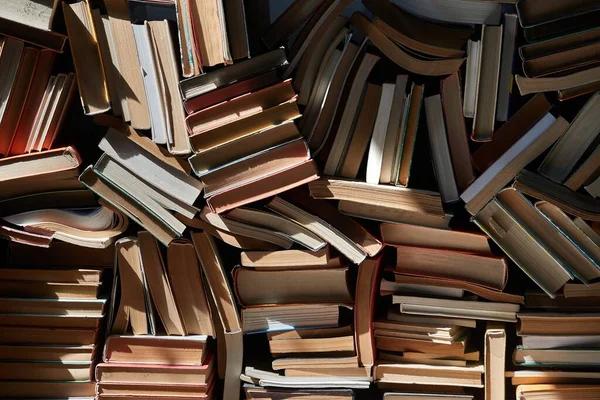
0 147 128 248
0 242 112 398
96 233 218 398
0 0 599 399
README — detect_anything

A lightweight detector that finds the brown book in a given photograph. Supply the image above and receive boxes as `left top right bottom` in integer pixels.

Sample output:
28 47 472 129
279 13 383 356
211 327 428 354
376 336 468 357
96 354 214 384
202 139 310 197
0 345 94 362
62 0 110 115
309 178 445 215
0 16 67 52
355 256 380 367
138 231 186 335
472 25 502 142
0 147 81 200
339 83 381 179
167 239 215 337
558 80 600 101
538 92 600 183
0 381 94 398
8 240 113 267
396 83 424 187
111 238 148 335
282 187 383 257
363 0 471 56
518 313 600 336
224 0 249 60
394 274 524 304
189 0 230 67
516 65 600 95
0 314 102 329
0 189 96 218
0 326 98 346
0 47 38 155
0 268 101 283
374 364 483 388
8 49 54 155
184 69 281 114
103 0 150 129
338 200 450 229
189 120 301 177
461 115 568 216
103 335 208 364
189 99 301 153
441 72 474 191
186 80 296 136
516 0 600 27
0 281 100 300
0 361 92 381
520 27 600 61
564 146 600 191
240 248 332 268
262 0 325 49
97 382 211 396
269 329 355 356
472 93 552 172
514 170 600 221
523 42 600 78
393 245 508 291
206 159 319 214
350 12 465 76
0 297 105 315
233 266 353 306
380 223 491 254
285 366 370 378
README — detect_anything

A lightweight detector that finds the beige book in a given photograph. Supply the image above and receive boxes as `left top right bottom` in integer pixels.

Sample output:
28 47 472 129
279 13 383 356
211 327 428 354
104 0 150 129
516 65 600 95
564 145 600 191
485 322 506 400
374 363 484 388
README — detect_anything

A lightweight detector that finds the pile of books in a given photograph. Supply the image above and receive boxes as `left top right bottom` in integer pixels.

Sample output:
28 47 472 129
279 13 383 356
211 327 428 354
0 242 112 398
0 0 599 399
96 233 217 398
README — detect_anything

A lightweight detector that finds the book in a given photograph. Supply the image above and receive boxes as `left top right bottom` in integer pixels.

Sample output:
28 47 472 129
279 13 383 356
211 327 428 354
391 0 501 25
0 16 67 52
461 114 567 215
424 94 459 203
240 248 333 268
472 25 503 141
484 323 506 400
513 348 600 367
379 75 409 184
103 335 208 364
62 0 110 115
564 145 600 191
538 92 600 182
516 65 600 95
496 14 518 122
233 266 353 306
1 0 57 30
518 313 600 336
366 83 396 184
519 27 600 61
374 363 484 388
241 304 341 334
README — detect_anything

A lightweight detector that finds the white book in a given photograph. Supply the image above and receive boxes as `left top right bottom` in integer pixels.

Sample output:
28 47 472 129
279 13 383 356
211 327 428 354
463 40 481 119
461 113 556 205
366 83 396 184
132 23 168 145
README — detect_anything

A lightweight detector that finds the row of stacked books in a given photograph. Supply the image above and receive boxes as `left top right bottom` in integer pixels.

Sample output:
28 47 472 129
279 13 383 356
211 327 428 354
0 0 599 399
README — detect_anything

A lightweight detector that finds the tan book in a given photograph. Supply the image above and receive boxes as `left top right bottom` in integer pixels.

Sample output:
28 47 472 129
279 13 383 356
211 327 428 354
380 223 491 254
310 178 445 215
189 99 301 153
338 83 381 179
269 335 355 356
0 361 91 381
523 42 600 78
472 25 503 141
138 231 186 335
0 314 102 329
539 92 600 182
396 83 424 187
104 0 150 129
272 355 358 371
514 169 600 221
167 239 215 337
461 114 568 215
0 297 105 315
564 146 600 191
519 27 600 61
0 345 94 362
111 237 147 335
189 0 231 67
509 370 600 385
0 381 94 398
516 65 600 95
355 257 380 367
485 323 506 400
374 363 483 388
240 248 332 268
96 382 210 396
0 326 98 346
376 336 468 357
96 354 214 384
285 366 370 378
0 281 100 300
62 0 110 115
233 266 353 306
338 200 450 229
241 303 340 334
0 268 101 283
517 313 600 336
393 245 508 290
103 335 208 364
350 12 464 76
